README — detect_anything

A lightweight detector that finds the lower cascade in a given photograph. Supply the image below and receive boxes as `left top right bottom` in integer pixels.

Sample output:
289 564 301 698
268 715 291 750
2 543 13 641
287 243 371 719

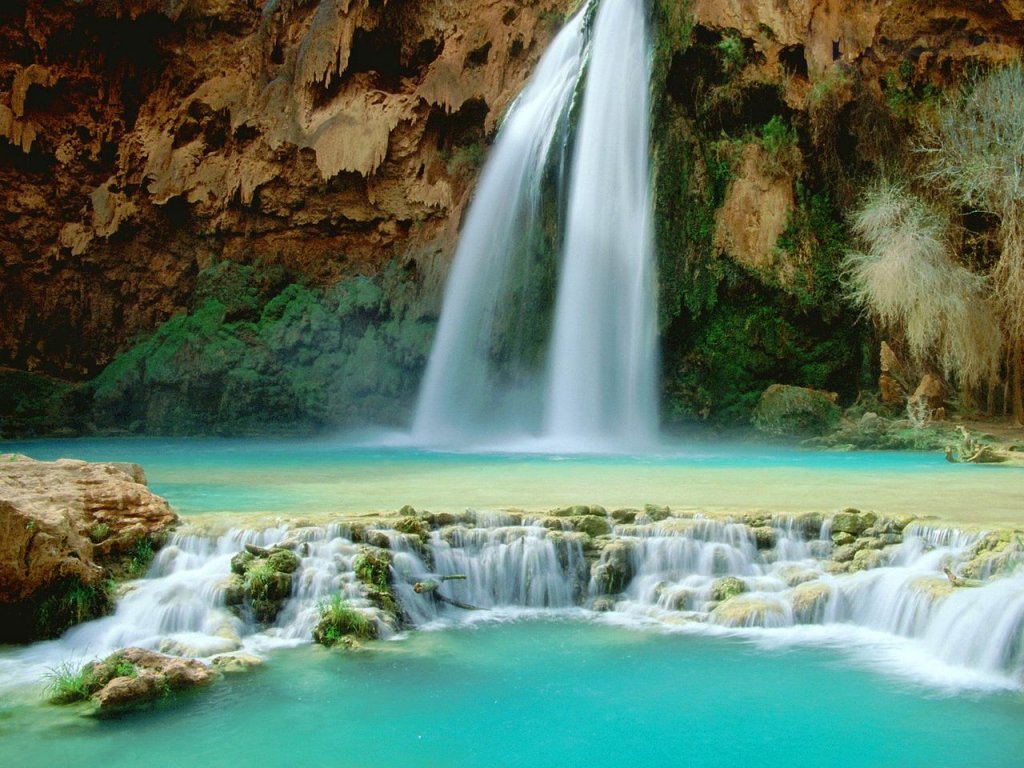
4 508 1023 693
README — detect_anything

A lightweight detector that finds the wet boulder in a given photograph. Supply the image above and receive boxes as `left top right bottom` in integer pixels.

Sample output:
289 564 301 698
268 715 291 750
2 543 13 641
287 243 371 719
751 384 840 437
710 576 746 602
590 539 635 595
225 546 300 624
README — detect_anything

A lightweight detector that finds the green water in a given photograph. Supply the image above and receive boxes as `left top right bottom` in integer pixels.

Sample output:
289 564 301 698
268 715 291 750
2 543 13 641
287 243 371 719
3 436 1014 523
1 619 1022 768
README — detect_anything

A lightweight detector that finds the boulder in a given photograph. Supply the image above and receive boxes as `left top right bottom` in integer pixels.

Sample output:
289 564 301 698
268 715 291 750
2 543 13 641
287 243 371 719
590 540 636 595
751 384 840 437
225 546 302 624
789 581 831 623
879 341 908 406
49 647 216 715
709 576 746 602
0 455 177 642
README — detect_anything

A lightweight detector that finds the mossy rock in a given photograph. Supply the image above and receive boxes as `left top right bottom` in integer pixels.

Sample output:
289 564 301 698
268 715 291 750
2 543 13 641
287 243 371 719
830 508 875 536
751 384 841 437
353 548 393 592
644 504 672 521
571 515 612 538
610 508 638 524
709 576 746 602
392 516 429 542
590 540 636 595
788 582 831 623
313 597 377 647
230 550 256 575
751 526 775 549
266 549 300 574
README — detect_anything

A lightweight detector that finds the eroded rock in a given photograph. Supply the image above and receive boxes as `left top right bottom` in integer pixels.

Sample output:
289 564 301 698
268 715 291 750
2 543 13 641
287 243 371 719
0 455 177 641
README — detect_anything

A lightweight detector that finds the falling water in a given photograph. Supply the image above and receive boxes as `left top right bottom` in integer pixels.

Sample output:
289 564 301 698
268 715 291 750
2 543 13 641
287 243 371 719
412 0 657 449
2 515 1024 695
543 0 657 448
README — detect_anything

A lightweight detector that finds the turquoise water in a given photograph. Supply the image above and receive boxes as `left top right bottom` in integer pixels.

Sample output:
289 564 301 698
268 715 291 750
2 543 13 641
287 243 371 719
2 619 1023 768
4 436 1009 522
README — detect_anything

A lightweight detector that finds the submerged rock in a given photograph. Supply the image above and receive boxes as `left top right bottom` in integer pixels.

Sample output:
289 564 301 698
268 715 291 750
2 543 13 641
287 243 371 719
0 455 177 642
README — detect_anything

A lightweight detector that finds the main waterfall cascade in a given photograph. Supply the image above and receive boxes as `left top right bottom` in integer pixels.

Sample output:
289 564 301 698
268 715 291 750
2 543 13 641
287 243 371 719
4 513 1024 695
411 0 658 450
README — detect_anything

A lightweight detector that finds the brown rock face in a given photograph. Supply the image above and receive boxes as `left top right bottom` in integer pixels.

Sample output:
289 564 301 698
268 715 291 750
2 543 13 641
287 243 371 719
0 0 569 379
0 454 178 640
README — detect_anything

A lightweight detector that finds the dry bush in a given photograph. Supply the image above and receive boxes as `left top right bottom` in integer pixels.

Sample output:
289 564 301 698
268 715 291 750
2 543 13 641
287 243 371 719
919 62 1024 418
844 180 1002 389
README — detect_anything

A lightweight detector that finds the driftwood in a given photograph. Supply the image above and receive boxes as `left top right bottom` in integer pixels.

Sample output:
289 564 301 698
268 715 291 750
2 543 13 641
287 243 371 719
945 427 1024 465
943 566 965 587
412 575 483 610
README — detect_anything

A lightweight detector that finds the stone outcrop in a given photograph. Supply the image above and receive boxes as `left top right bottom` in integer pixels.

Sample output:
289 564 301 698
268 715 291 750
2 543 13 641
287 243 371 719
751 384 841 437
0 454 177 641
225 544 301 624
49 646 216 715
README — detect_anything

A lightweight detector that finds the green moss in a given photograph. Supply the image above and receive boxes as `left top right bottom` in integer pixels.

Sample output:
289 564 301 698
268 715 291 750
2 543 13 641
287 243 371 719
353 549 393 594
85 259 434 435
34 579 114 640
88 522 111 544
313 595 377 646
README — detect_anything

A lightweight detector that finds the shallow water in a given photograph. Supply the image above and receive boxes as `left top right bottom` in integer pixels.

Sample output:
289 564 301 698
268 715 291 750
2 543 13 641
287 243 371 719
2 619 1023 768
2 436 1019 524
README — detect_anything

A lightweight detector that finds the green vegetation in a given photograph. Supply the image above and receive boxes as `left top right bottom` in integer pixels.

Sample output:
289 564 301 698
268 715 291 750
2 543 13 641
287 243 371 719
88 522 111 543
86 259 434 435
313 594 377 646
716 32 746 76
0 368 73 438
45 659 97 704
34 579 113 640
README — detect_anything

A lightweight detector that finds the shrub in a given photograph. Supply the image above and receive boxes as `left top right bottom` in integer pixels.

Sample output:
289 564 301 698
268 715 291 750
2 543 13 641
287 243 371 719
843 180 1002 390
313 595 376 646
919 61 1024 419
45 660 97 704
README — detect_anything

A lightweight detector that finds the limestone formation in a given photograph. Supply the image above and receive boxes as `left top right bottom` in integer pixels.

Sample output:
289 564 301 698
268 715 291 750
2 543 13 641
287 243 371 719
0 0 570 379
0 454 177 641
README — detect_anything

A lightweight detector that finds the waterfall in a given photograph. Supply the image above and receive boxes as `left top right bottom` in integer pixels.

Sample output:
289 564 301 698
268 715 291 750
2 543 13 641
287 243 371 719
4 516 1022 696
543 0 657 448
411 0 658 450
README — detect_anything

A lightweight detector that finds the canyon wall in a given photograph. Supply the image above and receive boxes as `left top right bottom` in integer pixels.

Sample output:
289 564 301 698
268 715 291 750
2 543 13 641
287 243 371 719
0 0 568 378
2 0 1023 434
